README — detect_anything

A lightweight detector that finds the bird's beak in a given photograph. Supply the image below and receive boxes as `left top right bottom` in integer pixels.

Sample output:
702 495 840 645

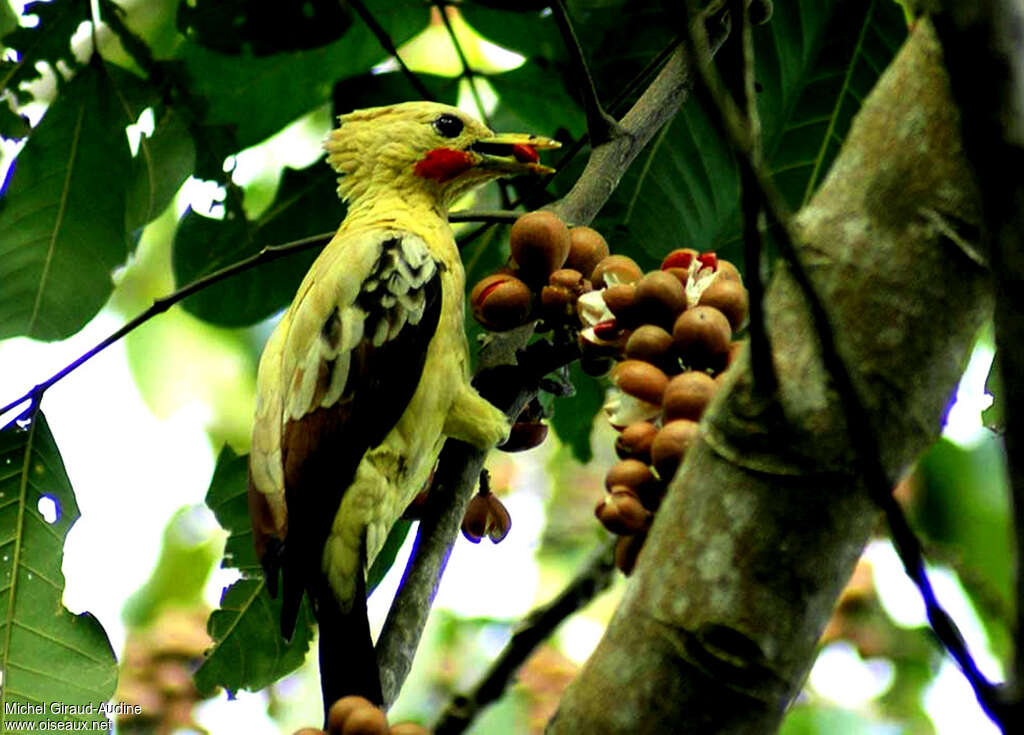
469 133 560 176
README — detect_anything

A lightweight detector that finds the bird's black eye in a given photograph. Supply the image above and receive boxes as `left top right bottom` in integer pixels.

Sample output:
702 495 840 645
433 113 464 139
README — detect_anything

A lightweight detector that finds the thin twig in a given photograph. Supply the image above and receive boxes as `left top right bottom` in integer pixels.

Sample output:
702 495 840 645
720 0 775 393
0 232 333 430
348 0 436 101
432 539 617 735
435 3 488 127
550 0 623 145
434 3 511 210
686 8 1004 727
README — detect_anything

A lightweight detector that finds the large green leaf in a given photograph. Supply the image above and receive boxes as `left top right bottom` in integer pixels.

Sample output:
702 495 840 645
178 0 429 149
0 411 117 729
196 446 315 696
0 60 133 341
581 0 907 265
177 0 353 56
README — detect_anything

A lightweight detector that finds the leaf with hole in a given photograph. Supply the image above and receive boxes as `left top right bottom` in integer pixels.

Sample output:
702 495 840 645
0 411 117 728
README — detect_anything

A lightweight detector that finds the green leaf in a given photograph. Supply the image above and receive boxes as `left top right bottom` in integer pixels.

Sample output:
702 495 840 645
550 362 604 463
488 59 586 141
178 0 428 149
461 4 566 63
173 163 338 327
0 60 133 340
102 66 197 234
0 411 117 729
196 446 315 696
581 0 907 266
0 0 92 106
177 0 353 56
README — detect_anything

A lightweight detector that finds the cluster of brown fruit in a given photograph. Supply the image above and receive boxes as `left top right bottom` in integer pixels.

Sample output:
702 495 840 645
468 211 748 574
294 696 429 735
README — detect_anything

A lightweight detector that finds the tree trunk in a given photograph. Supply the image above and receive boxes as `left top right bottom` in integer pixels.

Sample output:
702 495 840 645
548 20 990 734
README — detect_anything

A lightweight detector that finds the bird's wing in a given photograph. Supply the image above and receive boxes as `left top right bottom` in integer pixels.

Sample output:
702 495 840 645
251 228 443 637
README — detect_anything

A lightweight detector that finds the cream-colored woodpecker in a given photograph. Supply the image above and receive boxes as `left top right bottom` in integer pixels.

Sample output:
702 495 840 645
247 101 558 712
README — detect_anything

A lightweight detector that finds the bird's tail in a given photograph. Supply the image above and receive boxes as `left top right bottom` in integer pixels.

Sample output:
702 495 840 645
314 551 382 725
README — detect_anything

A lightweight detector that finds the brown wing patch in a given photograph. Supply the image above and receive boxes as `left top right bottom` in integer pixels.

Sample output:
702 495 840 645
275 235 442 637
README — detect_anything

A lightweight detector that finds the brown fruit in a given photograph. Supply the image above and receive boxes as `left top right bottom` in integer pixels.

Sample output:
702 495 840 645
461 492 512 544
605 458 656 494
470 274 533 331
510 211 571 282
328 697 378 734
541 284 573 321
651 419 699 479
591 255 643 288
673 306 732 368
498 421 549 452
662 371 717 421
615 421 658 461
715 259 742 283
341 706 389 735
602 283 639 326
595 487 652 535
611 360 669 405
699 277 749 329
566 226 610 278
625 325 674 366
295 729 324 735
615 532 646 575
633 271 687 328
549 268 587 292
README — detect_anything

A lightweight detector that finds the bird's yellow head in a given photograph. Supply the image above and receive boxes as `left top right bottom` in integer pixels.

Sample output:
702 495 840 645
324 101 559 208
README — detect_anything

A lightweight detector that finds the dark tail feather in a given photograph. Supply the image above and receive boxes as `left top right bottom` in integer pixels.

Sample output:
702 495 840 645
315 558 382 725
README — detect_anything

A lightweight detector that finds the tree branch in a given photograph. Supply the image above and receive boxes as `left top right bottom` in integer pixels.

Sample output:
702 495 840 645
375 12 729 705
548 20 997 733
432 539 617 735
